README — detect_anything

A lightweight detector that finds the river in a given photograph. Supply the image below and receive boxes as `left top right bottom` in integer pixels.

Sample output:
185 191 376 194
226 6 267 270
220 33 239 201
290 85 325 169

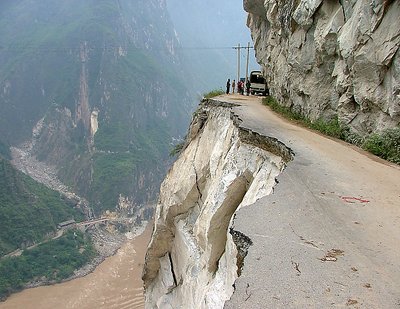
0 224 152 309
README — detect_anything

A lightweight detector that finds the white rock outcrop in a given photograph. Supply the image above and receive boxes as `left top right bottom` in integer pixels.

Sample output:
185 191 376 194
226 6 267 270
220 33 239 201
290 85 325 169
142 100 292 308
245 0 400 135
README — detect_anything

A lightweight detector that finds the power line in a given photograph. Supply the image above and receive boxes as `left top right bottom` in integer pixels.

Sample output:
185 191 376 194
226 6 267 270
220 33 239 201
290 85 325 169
0 45 241 52
232 43 254 83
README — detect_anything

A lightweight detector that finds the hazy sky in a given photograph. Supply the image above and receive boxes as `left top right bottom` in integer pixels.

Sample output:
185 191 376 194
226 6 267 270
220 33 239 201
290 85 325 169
166 0 259 90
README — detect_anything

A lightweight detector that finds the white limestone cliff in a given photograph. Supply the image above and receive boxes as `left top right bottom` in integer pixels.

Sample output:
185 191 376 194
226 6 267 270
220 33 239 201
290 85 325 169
142 100 293 308
142 2 400 307
244 0 400 135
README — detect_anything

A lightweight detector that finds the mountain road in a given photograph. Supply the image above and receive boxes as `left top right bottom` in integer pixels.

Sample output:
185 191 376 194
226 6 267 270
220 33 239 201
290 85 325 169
219 94 400 309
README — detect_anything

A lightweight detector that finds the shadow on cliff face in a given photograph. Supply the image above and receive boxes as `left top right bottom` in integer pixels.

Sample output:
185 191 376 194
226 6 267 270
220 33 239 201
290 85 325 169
207 174 250 273
142 99 294 308
230 228 253 277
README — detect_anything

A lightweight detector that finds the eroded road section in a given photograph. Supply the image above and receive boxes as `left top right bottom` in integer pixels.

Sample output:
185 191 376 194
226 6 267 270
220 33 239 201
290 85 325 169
220 94 400 309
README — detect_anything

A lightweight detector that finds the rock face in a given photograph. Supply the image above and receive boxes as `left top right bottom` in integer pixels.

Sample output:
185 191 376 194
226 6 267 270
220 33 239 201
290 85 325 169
245 0 400 135
142 99 292 308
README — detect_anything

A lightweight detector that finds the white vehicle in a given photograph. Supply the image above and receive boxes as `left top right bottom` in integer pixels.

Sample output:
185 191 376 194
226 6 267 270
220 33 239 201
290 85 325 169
250 71 268 96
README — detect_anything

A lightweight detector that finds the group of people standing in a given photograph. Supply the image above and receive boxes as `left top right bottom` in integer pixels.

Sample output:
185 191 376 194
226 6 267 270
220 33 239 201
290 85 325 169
226 78 250 95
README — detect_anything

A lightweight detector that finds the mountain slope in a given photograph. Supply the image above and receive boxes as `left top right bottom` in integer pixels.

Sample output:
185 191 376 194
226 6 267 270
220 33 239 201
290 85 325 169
0 0 195 214
0 157 83 256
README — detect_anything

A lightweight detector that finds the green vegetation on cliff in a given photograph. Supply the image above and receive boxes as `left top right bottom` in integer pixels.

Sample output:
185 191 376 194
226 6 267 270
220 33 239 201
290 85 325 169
362 128 400 164
90 114 172 212
203 89 225 99
262 96 344 139
0 229 96 300
0 158 84 256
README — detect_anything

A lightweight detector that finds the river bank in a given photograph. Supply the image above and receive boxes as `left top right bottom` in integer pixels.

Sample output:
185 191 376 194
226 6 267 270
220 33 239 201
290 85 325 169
0 222 152 309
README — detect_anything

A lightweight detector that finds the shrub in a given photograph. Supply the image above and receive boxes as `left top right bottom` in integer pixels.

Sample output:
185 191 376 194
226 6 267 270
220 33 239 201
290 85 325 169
362 127 400 164
310 117 343 139
203 89 225 99
341 127 364 146
262 96 304 121
169 141 185 157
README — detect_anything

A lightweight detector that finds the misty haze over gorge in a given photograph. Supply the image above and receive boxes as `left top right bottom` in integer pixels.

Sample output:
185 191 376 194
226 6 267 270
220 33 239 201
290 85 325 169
1 0 399 309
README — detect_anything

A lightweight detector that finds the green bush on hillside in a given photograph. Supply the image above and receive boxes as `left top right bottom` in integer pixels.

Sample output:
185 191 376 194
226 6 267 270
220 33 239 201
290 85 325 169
169 141 185 157
362 127 400 164
311 117 343 139
203 89 225 99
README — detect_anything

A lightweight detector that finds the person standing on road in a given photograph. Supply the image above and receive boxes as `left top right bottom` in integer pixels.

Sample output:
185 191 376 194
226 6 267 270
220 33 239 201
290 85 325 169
232 80 236 94
238 80 244 95
246 79 250 96
226 79 231 94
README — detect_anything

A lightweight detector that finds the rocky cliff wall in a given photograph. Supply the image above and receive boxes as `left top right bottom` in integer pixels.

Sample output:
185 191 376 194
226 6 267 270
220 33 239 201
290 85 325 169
142 99 293 308
244 0 400 135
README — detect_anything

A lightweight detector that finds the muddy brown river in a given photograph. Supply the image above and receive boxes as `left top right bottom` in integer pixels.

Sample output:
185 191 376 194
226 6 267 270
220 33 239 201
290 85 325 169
0 224 152 309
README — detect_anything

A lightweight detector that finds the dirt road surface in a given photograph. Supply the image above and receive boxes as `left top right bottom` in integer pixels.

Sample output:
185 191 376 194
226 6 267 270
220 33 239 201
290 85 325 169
220 94 400 308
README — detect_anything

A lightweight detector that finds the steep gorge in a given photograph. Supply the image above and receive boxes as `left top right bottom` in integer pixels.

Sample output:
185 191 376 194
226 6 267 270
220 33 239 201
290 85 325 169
142 99 293 308
0 0 194 214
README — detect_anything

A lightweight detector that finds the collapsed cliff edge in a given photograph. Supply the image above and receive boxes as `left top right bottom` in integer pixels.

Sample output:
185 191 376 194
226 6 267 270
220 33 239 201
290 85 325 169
142 97 293 308
142 95 400 308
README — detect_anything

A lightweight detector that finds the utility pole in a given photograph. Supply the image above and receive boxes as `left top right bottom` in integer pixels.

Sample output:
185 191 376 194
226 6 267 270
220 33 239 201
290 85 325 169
245 42 250 83
232 43 254 84
235 43 240 86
